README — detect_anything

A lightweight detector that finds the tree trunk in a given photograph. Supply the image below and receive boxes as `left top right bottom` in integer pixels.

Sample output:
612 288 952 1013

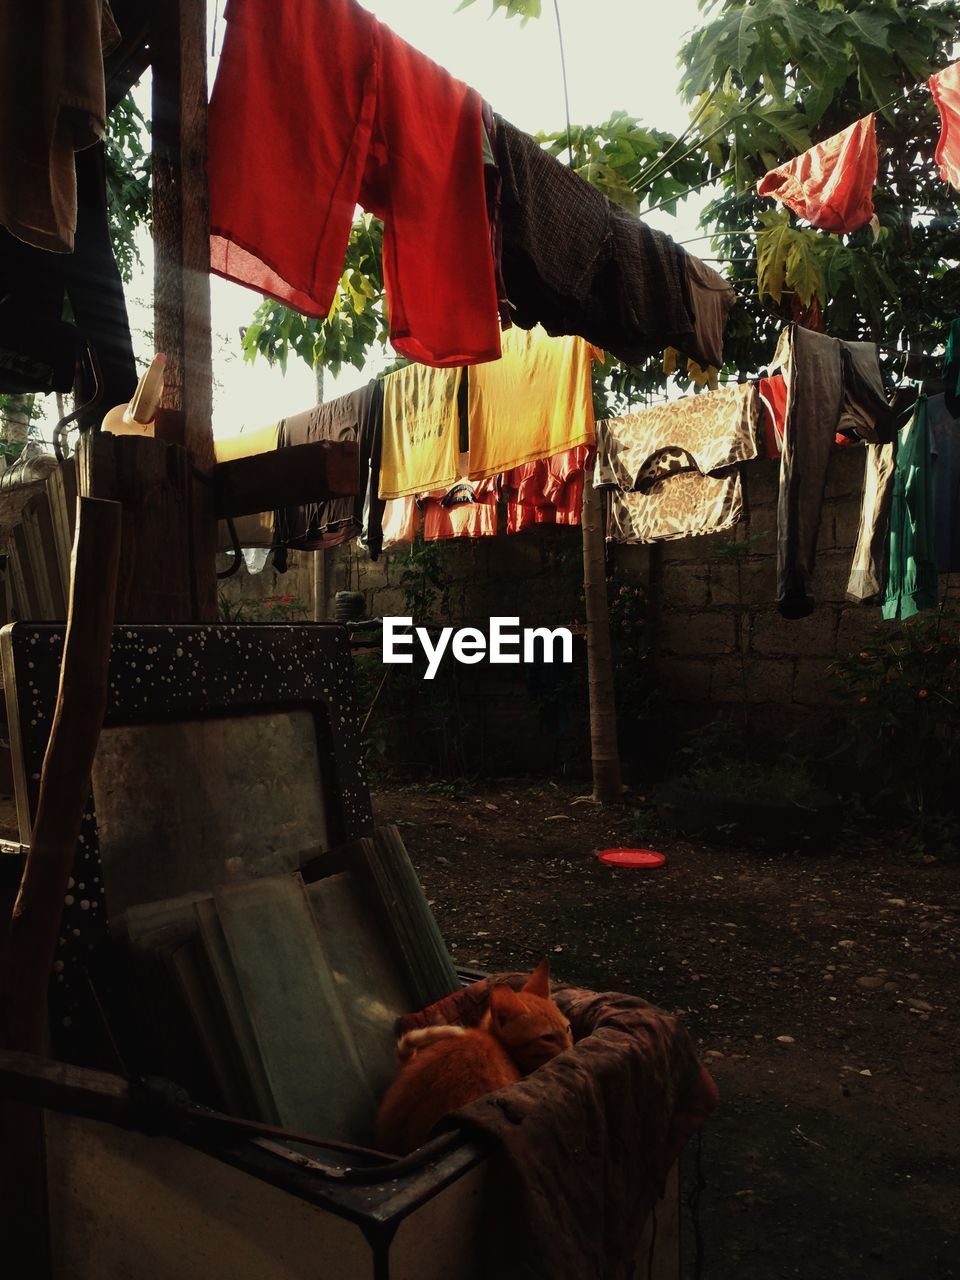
581 465 622 803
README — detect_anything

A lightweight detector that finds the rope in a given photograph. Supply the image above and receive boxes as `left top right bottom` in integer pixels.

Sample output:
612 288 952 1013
551 0 574 167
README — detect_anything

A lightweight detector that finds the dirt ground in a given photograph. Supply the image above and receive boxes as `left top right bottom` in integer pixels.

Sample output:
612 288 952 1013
372 779 959 1280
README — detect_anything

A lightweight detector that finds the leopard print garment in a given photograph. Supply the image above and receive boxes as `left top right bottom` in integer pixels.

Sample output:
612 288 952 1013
596 382 760 544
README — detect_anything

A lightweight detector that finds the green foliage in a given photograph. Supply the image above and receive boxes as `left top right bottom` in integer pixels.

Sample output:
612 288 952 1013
539 113 700 215
215 592 310 623
678 0 960 376
828 614 960 844
396 536 453 624
454 0 541 21
240 215 388 378
103 93 152 283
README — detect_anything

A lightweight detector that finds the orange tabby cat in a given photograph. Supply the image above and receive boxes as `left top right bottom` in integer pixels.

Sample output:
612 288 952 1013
376 959 573 1155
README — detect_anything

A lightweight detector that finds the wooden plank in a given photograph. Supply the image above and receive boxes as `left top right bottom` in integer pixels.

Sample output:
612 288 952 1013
11 524 42 619
77 433 193 622
0 496 121 1279
4 532 29 620
21 496 64 619
152 0 217 621
214 440 360 519
45 464 75 597
212 874 378 1141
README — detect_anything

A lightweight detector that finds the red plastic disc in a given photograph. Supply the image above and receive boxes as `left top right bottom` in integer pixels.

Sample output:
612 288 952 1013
596 847 666 869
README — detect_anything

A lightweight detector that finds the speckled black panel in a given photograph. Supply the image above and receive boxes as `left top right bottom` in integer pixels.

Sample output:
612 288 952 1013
3 623 372 1062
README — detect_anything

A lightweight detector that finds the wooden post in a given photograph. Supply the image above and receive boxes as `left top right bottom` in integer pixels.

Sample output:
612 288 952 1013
581 466 622 804
152 0 216 621
0 497 122 1278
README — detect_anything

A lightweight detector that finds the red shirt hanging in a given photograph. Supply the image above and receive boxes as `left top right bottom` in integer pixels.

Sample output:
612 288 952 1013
207 0 500 368
930 61 960 192
756 115 878 235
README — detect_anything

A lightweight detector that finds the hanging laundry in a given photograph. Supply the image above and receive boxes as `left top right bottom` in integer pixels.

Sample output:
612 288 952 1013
595 384 759 544
771 324 895 618
207 0 499 368
379 364 463 501
928 393 960 574
380 496 420 550
0 0 119 252
883 396 938 622
846 439 896 605
273 380 385 567
930 61 960 192
467 326 598 480
421 479 498 541
680 253 737 371
493 117 696 366
758 374 788 458
757 115 878 235
502 444 593 533
481 105 511 329
0 140 137 418
943 316 960 417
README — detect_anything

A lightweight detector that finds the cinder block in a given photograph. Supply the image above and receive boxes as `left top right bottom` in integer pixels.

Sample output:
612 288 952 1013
793 656 839 706
710 656 794 703
659 609 737 655
749 606 838 657
657 657 713 702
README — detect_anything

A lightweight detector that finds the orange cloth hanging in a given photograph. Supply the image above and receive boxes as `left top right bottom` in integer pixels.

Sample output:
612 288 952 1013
931 61 960 191
756 115 878 234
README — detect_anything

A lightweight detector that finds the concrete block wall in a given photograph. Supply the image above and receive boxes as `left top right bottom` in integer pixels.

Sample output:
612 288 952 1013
309 444 959 769
631 448 960 747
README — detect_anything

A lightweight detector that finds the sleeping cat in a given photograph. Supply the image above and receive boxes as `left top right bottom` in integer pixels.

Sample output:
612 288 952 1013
375 959 573 1155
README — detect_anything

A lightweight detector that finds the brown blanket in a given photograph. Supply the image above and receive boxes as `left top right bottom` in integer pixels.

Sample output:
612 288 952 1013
398 975 719 1280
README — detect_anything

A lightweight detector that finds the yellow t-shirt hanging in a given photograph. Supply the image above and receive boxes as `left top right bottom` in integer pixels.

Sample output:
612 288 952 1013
379 364 463 500
467 326 599 481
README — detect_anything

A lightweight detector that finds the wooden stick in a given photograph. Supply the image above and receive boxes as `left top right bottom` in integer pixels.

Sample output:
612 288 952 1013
0 495 121 1278
580 466 623 804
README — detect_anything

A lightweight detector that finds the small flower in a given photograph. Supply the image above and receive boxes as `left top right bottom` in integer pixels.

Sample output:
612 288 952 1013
918 689 929 698
266 599 275 608
282 595 293 604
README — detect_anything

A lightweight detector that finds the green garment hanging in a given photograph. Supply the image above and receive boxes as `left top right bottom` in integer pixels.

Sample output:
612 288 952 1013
883 395 938 622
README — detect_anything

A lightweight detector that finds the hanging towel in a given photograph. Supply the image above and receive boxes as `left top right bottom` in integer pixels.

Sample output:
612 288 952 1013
757 115 878 235
883 396 938 622
421 479 498 541
680 252 737 371
493 117 696 365
0 0 119 252
595 384 759 545
930 61 960 192
467 326 598 481
273 380 384 564
379 365 463 500
207 0 499 368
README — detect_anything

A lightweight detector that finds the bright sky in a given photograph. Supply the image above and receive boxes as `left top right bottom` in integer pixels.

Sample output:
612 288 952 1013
113 0 707 444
